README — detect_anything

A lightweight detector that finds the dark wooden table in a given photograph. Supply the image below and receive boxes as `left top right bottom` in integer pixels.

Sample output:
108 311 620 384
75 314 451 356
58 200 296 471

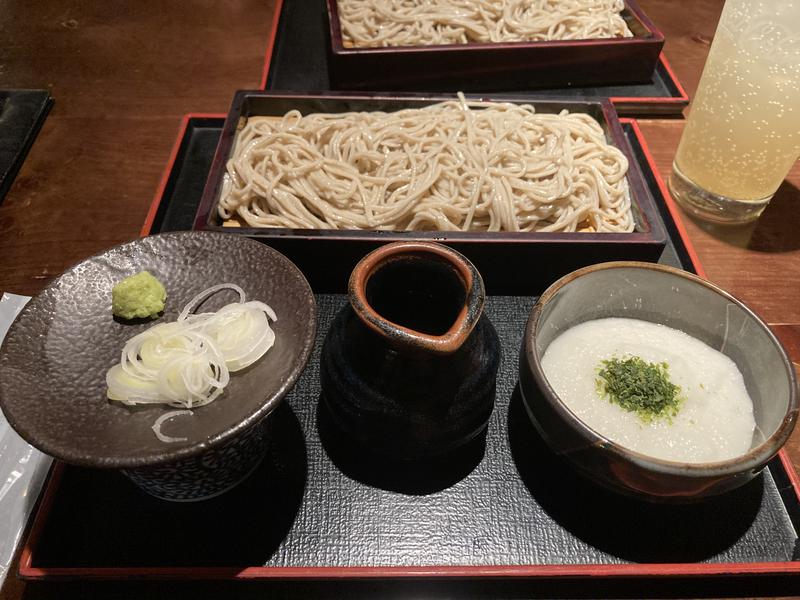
0 1 798 598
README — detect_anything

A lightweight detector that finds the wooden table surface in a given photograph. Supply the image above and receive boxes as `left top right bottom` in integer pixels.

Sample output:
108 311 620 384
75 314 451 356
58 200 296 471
0 1 798 598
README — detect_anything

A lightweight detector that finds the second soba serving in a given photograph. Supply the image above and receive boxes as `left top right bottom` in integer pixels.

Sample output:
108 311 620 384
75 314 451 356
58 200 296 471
337 0 633 47
218 95 633 233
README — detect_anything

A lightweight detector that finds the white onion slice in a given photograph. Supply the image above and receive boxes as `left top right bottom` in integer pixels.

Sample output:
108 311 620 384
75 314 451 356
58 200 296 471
106 283 278 441
151 410 193 443
200 301 277 371
106 364 161 404
178 283 246 322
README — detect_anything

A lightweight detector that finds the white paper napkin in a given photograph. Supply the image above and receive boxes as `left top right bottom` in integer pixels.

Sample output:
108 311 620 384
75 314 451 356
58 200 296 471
0 293 52 587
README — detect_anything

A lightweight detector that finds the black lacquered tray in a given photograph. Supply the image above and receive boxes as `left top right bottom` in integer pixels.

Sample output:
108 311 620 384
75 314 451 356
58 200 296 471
0 89 52 204
19 118 800 598
261 0 688 117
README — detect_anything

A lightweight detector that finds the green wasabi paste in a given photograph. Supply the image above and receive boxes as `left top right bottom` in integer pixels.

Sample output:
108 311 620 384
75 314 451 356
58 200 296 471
595 356 684 422
112 271 167 320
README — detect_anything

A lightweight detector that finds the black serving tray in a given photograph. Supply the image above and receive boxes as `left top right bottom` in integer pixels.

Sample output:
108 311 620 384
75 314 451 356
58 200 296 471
19 117 800 597
262 0 688 117
0 89 52 204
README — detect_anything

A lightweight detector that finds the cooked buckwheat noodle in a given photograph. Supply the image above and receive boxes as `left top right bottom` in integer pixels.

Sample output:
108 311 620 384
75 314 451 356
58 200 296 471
338 0 633 47
219 95 633 233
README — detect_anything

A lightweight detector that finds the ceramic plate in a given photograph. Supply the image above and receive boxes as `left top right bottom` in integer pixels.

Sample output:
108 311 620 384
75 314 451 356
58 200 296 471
0 231 316 468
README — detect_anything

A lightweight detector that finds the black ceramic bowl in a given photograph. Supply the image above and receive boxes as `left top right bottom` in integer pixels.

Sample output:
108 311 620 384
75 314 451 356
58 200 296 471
0 231 316 500
519 261 798 501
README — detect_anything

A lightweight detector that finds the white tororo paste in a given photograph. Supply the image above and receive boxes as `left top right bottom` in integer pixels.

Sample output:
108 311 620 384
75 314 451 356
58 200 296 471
541 317 756 463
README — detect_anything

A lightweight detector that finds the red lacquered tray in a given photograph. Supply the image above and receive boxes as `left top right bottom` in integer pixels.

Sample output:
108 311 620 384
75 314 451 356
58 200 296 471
17 118 800 598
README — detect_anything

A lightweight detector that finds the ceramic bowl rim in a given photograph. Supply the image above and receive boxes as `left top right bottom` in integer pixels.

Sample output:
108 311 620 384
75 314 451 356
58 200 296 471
523 260 799 477
348 241 485 355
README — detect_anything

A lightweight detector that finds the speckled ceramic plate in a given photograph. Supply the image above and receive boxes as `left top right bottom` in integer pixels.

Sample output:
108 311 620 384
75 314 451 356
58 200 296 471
0 231 316 469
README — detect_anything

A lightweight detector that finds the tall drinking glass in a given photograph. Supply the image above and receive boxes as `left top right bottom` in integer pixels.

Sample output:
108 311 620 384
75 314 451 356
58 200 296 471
669 0 800 224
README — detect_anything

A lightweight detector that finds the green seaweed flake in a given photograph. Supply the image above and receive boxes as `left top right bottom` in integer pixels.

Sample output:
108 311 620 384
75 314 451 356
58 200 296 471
595 356 684 422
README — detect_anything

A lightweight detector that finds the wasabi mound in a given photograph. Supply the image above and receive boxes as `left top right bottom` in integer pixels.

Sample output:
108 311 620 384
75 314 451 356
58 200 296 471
112 271 166 320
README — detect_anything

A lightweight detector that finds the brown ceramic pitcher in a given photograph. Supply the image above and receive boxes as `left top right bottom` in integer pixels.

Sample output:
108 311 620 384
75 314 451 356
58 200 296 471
320 241 500 460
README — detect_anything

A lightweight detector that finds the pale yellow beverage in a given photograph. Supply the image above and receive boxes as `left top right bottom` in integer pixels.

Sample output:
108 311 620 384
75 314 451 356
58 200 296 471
671 0 800 221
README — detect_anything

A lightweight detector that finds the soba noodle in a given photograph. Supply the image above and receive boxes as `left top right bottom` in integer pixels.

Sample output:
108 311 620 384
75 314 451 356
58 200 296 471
219 96 634 233
338 0 633 47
